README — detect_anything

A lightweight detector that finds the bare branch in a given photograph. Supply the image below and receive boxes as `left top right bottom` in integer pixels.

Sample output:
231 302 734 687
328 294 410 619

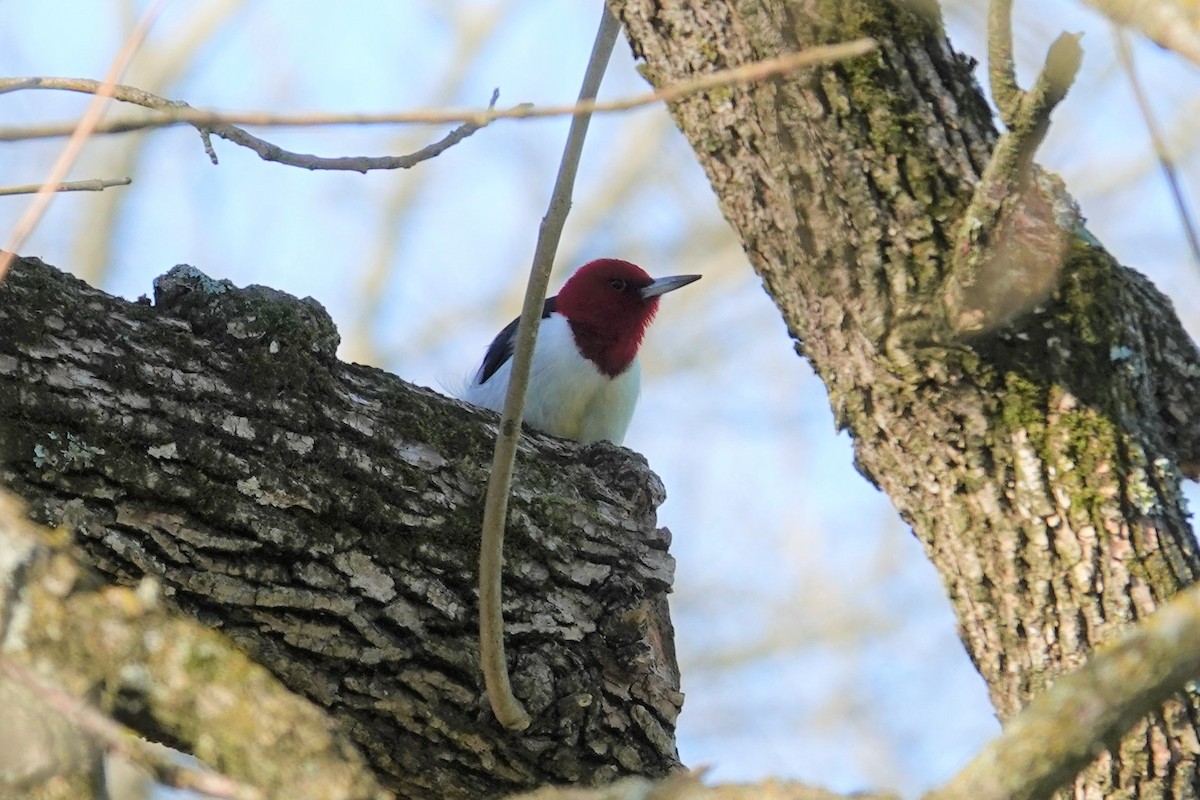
0 76 499 173
0 0 166 283
0 38 875 141
977 0 1083 183
478 4 622 733
1078 0 1200 67
1114 28 1200 271
189 88 499 171
0 177 131 196
941 1 1083 335
987 0 1021 124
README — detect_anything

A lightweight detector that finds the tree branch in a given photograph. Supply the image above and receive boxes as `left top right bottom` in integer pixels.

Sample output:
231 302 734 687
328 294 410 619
479 3 621 733
926 579 1200 800
987 0 1021 125
944 0 1084 335
0 76 500 173
0 39 875 141
0 177 131 196
0 255 682 799
1078 0 1200 67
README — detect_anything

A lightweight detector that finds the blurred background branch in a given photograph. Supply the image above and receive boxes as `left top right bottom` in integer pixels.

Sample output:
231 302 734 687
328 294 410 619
1078 0 1200 66
1114 27 1200 269
0 177 130 195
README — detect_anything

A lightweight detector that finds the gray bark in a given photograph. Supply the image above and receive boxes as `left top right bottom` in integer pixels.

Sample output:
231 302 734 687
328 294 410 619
0 256 682 799
613 1 1200 797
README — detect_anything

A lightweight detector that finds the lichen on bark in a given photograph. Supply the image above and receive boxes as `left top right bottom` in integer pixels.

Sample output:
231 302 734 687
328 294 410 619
613 0 1200 796
0 255 683 799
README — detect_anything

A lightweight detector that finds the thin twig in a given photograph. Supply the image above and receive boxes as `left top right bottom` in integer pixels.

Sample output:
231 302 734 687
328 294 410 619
477 5 622 732
1077 0 1200 68
0 76 500 173
0 0 166 284
0 38 876 142
987 0 1021 124
925 580 1200 800
0 655 264 800
0 177 131 196
196 88 500 171
69 0 251 286
347 4 511 365
1114 29 1200 271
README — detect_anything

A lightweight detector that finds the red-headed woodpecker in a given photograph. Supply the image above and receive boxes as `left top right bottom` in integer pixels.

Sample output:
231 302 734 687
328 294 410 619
463 258 701 445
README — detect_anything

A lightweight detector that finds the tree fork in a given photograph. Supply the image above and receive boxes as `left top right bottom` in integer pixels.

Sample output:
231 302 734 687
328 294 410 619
612 0 1200 797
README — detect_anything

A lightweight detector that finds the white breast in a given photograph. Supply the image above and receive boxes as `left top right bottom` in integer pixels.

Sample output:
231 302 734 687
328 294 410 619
463 314 640 445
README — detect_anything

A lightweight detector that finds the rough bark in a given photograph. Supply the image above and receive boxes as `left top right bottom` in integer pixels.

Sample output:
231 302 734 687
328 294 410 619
929 579 1200 800
0 256 682 800
0 491 389 800
612 1 1200 797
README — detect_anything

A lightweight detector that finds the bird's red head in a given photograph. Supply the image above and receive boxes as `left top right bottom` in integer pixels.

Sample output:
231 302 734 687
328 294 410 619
556 259 700 377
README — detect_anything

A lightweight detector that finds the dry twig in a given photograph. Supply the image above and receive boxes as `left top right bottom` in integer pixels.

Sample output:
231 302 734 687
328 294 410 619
0 76 499 172
0 177 131 196
477 3 622 733
0 0 166 283
0 39 875 140
1113 28 1200 270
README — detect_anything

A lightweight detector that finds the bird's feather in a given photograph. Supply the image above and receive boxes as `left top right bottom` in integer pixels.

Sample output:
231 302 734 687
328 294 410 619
464 311 640 444
475 297 557 384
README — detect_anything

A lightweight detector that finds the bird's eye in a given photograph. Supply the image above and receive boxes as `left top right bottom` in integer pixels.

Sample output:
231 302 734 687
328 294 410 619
608 278 627 291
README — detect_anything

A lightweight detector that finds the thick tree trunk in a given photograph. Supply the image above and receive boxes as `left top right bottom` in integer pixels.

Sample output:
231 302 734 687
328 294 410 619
0 256 682 800
613 0 1200 797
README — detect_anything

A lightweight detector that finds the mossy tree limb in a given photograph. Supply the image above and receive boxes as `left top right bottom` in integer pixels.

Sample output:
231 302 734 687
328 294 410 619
612 0 1200 797
0 492 386 800
0 256 682 800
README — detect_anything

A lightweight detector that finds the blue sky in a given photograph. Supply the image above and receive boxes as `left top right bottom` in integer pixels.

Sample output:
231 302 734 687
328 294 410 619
3 2 1198 796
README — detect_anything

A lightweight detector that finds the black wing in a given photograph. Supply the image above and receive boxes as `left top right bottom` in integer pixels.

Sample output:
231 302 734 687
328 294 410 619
475 296 557 384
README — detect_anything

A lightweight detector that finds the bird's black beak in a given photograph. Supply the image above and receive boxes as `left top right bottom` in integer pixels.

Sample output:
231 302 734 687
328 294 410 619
640 274 701 299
